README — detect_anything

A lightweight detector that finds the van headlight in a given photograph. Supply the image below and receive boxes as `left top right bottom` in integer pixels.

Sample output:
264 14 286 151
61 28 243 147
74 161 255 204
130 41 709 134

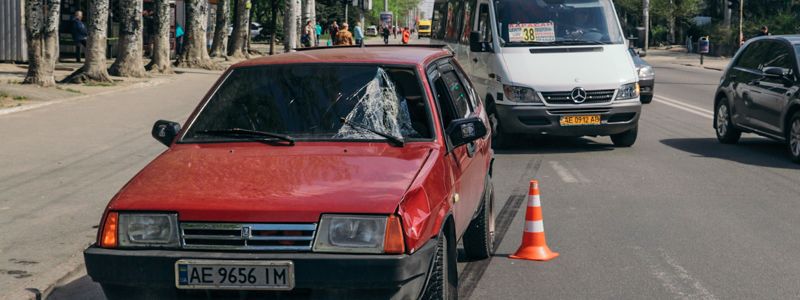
637 66 655 80
118 213 179 247
615 83 640 100
313 214 405 254
503 85 542 104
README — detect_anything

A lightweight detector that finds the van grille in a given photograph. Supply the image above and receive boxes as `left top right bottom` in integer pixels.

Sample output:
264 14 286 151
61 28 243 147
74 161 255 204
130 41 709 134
541 89 616 105
180 223 317 251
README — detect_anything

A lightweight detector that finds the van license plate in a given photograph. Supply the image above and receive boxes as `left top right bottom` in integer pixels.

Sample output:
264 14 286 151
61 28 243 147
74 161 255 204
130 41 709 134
175 260 294 290
560 115 601 126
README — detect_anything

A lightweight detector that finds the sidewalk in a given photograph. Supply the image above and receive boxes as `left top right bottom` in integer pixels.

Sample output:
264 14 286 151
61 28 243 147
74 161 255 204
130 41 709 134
642 47 731 71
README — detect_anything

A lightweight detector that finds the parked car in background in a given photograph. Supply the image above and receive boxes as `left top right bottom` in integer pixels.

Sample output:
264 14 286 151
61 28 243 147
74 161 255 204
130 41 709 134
83 46 496 299
629 48 655 104
228 22 263 39
714 35 800 163
365 25 378 36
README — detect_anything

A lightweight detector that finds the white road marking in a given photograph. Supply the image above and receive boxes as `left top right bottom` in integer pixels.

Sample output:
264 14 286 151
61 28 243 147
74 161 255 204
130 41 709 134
654 96 714 120
634 246 718 300
550 161 577 183
656 95 714 114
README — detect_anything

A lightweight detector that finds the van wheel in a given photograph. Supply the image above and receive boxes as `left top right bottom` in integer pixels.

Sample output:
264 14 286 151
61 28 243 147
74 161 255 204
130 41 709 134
715 99 741 144
489 108 514 149
640 95 653 104
421 230 458 300
788 112 800 163
611 125 638 147
462 179 495 260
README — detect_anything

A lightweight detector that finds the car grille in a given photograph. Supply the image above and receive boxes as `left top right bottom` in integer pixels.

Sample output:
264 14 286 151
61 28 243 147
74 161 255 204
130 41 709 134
541 89 616 105
180 223 317 251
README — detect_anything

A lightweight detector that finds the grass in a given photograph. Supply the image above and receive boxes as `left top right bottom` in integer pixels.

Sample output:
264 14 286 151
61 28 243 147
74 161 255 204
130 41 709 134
83 81 115 87
13 95 27 101
0 91 9 98
56 86 82 94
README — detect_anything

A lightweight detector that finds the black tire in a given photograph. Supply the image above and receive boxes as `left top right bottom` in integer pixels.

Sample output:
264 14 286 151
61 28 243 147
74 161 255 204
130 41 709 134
788 111 800 163
421 230 458 300
640 95 653 104
488 105 514 149
610 125 638 147
462 179 495 260
715 99 742 144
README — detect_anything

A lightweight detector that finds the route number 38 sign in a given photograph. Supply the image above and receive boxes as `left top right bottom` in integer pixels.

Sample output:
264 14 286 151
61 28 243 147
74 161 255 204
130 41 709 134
508 23 556 43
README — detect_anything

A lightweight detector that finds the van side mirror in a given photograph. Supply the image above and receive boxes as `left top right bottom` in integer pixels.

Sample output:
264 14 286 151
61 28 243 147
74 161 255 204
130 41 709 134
151 120 181 147
469 31 491 52
446 117 487 148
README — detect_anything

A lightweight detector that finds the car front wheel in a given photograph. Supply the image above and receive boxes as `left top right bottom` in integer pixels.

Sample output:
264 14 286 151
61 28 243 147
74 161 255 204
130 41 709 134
715 99 741 144
462 179 496 260
640 95 653 104
611 125 638 147
421 230 458 300
788 112 800 163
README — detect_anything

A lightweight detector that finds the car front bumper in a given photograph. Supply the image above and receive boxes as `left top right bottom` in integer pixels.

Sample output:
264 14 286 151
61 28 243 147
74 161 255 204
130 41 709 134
84 237 437 299
496 101 641 136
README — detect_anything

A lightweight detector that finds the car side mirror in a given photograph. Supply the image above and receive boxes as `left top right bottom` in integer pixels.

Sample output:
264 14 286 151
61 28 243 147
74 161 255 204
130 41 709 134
446 117 487 148
763 66 794 85
469 31 491 53
151 120 181 147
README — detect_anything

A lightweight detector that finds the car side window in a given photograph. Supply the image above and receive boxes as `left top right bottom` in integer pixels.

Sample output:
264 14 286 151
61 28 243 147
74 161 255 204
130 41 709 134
431 74 458 128
736 41 769 71
477 3 492 43
763 41 797 81
452 64 479 109
441 70 473 119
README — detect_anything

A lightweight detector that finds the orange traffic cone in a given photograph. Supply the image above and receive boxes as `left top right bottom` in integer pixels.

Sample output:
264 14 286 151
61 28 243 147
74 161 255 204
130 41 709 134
509 180 559 261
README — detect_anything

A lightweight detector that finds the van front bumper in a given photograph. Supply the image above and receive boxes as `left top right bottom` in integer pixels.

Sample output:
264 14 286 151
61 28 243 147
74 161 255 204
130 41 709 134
495 101 641 136
84 238 436 299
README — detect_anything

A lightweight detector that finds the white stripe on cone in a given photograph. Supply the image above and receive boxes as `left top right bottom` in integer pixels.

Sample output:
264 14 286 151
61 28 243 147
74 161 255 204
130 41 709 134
527 194 541 207
524 220 544 233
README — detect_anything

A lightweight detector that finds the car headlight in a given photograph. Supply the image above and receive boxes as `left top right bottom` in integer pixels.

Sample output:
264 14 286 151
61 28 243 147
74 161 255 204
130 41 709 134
637 66 655 80
313 214 404 254
118 213 179 247
615 83 640 100
503 85 542 104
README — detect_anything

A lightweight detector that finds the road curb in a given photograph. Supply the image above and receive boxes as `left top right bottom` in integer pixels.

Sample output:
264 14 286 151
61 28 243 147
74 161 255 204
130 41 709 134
0 76 174 117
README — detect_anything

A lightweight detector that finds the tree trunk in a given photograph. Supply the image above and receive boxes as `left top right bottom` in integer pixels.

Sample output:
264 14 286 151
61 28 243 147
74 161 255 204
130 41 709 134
269 0 278 55
210 0 229 57
108 0 147 77
63 0 113 83
227 0 248 57
283 0 298 52
146 0 173 74
23 0 61 87
643 0 650 51
175 0 220 69
668 16 676 44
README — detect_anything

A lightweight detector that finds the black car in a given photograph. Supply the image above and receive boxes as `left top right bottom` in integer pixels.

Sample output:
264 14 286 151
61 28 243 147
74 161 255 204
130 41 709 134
629 48 655 104
713 35 800 163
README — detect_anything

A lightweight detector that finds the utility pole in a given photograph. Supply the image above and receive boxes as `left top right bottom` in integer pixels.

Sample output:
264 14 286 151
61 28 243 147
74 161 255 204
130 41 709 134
642 0 649 52
384 0 388 12
738 0 744 45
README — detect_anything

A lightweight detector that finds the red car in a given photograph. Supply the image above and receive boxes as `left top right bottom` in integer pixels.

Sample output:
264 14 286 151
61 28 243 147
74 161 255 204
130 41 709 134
84 46 495 299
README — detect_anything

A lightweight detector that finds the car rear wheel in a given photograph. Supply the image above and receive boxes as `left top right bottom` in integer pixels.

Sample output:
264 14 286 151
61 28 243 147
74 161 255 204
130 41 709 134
610 125 638 147
788 112 800 163
421 230 458 300
462 179 496 260
640 95 653 104
715 100 741 144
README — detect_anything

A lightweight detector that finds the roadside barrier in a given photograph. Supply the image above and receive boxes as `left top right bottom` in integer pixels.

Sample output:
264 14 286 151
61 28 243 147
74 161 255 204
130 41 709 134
509 180 559 261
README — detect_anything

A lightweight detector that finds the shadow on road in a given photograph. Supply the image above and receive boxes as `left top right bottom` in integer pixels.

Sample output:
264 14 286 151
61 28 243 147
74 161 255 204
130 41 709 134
495 136 615 155
660 137 799 169
47 275 104 300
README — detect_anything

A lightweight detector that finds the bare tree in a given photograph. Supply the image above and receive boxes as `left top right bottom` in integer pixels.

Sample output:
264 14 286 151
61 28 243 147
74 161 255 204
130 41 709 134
23 0 61 87
283 0 298 52
210 0 230 57
175 0 220 69
108 0 147 77
63 0 113 83
228 0 249 58
269 0 278 55
146 0 173 73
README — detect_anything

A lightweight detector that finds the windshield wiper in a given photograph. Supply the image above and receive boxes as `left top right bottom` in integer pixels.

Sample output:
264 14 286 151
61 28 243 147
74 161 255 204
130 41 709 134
194 128 296 145
340 118 404 147
507 40 608 47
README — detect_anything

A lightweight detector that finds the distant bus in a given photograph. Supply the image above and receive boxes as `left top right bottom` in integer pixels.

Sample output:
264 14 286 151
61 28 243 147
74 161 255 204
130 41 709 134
417 19 432 38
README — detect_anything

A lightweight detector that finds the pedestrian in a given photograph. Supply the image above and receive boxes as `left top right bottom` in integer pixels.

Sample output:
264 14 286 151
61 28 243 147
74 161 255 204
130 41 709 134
757 25 770 37
175 23 185 56
70 11 88 63
329 21 340 45
354 22 364 46
302 21 313 48
315 21 323 46
393 25 398 39
334 23 354 46
402 27 410 44
382 25 390 45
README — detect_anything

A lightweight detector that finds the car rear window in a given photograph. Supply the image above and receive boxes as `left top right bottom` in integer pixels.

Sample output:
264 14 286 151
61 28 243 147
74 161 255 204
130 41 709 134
182 64 433 143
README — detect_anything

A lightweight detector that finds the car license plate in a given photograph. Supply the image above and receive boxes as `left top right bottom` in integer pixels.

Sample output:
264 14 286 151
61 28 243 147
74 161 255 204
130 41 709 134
175 260 294 290
560 115 601 126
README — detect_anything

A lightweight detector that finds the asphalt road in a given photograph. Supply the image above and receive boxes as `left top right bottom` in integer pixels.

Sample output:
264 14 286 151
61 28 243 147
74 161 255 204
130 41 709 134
2 60 799 300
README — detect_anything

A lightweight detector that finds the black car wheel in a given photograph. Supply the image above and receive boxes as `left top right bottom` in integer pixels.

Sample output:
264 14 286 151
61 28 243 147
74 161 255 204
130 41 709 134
715 99 741 144
462 179 496 260
610 125 638 147
640 95 653 104
489 106 515 149
421 230 458 300
788 112 800 163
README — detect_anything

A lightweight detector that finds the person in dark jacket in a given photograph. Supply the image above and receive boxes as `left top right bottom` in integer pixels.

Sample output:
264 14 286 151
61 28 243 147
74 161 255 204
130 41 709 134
757 25 770 37
71 11 88 62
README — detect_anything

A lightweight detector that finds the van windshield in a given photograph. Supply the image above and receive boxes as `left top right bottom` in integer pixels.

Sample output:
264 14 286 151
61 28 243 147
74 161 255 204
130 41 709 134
495 0 624 46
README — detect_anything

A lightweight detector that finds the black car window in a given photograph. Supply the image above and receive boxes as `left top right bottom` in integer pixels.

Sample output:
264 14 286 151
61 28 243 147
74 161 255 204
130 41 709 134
440 70 473 118
736 41 770 71
477 3 492 43
182 65 433 142
763 41 794 70
432 75 458 127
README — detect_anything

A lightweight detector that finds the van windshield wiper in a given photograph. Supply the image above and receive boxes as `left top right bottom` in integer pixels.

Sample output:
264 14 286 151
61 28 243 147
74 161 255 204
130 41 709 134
340 118 405 147
194 128 295 145
507 40 609 47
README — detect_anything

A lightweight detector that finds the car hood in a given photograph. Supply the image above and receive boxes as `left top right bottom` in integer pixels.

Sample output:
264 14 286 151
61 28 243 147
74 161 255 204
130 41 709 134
108 142 434 223
499 44 637 91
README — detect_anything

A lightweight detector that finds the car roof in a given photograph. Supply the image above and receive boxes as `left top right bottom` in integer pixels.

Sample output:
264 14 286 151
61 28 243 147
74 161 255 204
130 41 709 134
233 46 453 68
749 34 800 45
